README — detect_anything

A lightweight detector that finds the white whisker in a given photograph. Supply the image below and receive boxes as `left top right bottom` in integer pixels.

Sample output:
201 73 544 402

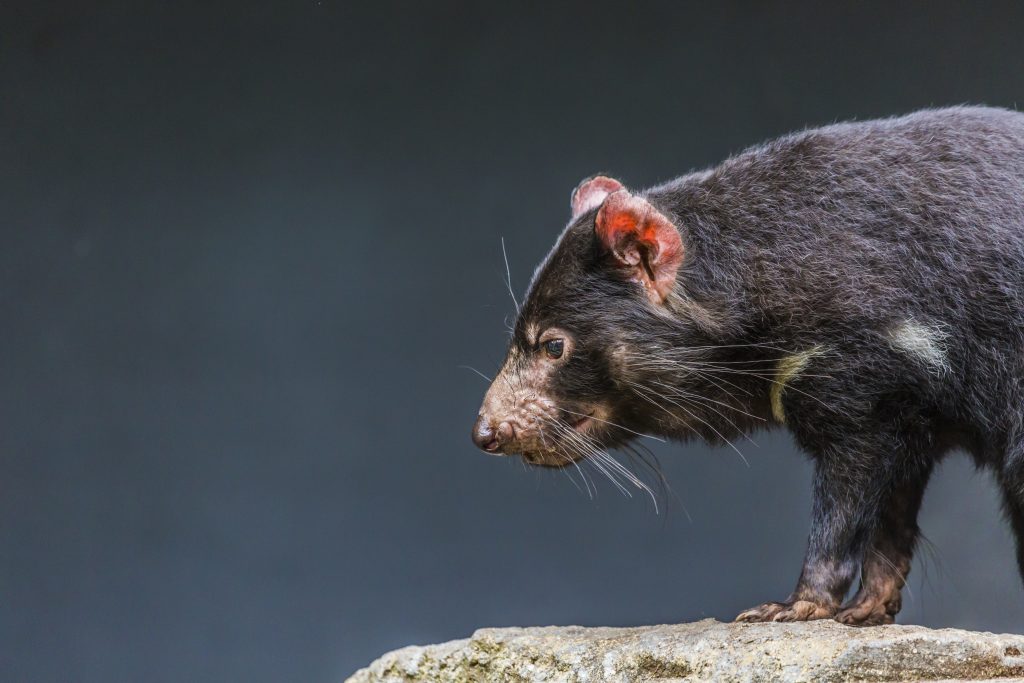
500 236 520 315
626 380 750 468
549 418 660 513
559 407 667 442
458 365 492 382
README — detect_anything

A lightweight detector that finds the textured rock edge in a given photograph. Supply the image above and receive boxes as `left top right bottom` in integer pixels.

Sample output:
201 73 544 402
345 619 1024 682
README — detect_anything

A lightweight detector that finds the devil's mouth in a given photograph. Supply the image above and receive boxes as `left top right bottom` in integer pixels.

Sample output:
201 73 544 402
566 412 593 431
515 413 596 468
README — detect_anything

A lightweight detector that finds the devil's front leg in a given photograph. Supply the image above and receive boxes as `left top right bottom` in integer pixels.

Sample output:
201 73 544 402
736 435 895 623
834 463 932 626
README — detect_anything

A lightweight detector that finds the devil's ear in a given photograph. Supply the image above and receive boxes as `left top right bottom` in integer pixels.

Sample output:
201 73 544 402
595 191 684 305
570 175 624 220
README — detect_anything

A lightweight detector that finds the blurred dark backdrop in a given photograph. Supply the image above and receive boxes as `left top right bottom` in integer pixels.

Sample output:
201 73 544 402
3 2 1024 681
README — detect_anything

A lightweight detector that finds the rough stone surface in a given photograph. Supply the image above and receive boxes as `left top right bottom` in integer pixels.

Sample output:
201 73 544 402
345 619 1024 683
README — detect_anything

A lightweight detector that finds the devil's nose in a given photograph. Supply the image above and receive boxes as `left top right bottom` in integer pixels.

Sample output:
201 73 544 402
471 416 498 451
472 415 511 453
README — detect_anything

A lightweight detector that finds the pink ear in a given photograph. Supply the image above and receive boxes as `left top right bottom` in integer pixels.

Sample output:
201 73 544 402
571 175 624 219
595 191 684 304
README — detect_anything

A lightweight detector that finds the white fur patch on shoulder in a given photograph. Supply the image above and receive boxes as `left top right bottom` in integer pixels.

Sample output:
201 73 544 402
887 320 950 375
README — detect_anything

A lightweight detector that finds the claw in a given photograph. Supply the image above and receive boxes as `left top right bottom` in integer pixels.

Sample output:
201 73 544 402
835 598 897 626
735 599 836 623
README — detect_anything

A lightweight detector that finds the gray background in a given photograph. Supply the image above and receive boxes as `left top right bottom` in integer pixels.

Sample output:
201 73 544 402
3 2 1024 681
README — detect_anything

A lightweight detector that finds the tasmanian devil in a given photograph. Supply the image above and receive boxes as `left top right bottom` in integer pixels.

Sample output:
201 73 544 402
470 106 1024 626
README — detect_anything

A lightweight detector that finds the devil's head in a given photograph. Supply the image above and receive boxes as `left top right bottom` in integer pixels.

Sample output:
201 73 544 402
471 175 727 467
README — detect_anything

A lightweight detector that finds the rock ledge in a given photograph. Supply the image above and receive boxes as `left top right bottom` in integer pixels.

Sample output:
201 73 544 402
346 619 1024 682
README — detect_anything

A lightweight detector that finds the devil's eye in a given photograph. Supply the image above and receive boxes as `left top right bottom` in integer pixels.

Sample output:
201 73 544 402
543 338 564 359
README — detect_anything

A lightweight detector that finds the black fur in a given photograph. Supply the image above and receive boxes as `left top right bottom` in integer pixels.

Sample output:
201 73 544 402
500 106 1024 624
